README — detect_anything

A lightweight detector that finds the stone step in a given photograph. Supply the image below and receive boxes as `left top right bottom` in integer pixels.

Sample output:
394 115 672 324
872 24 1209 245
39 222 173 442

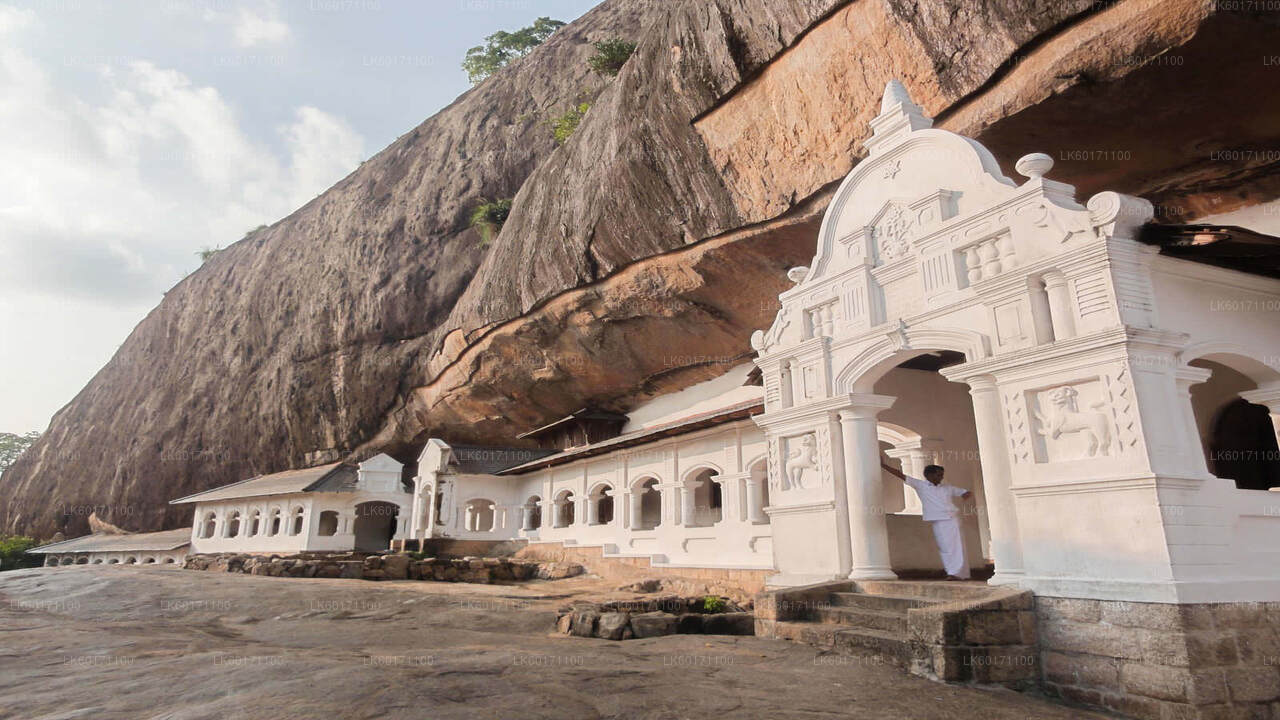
854 579 992 602
771 621 910 667
810 606 907 634
829 591 938 612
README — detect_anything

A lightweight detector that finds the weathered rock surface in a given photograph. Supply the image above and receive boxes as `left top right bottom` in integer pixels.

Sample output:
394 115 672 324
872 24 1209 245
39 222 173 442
4 0 1278 537
1 566 1112 719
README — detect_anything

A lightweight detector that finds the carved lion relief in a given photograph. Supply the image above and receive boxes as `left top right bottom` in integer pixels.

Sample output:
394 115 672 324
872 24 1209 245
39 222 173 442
1032 384 1113 461
783 433 820 490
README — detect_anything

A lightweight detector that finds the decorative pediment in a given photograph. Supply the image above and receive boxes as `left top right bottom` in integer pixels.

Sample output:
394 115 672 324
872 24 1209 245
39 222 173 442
750 79 1151 358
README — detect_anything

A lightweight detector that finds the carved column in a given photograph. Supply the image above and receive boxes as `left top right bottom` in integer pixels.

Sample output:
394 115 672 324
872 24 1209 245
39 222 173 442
787 360 804 405
1042 270 1077 341
967 376 1025 583
585 494 599 526
838 397 898 580
520 504 534 532
779 361 795 409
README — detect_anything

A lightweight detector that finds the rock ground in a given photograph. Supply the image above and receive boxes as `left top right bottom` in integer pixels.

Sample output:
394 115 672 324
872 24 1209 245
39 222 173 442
0 566 1114 720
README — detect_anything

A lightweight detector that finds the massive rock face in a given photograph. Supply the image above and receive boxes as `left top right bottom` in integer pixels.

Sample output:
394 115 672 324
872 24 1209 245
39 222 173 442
4 0 1277 538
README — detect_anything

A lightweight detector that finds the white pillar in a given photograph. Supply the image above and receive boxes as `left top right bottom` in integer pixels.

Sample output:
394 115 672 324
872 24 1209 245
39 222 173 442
423 479 437 539
679 481 696 527
410 476 423 539
839 398 898 580
967 376 1025 583
787 360 804 405
521 504 534 531
1042 270 1076 341
745 473 766 524
585 493 599 525
627 490 642 530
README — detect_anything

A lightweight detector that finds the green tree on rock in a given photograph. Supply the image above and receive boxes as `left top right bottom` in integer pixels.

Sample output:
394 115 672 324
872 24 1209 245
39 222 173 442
0 535 41 571
0 431 39 473
462 17 566 84
587 38 636 77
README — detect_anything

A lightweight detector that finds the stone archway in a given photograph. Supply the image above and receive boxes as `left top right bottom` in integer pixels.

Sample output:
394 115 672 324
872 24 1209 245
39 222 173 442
353 501 399 552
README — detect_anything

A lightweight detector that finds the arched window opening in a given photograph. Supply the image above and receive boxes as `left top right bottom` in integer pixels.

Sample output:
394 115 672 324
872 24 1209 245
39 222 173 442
554 491 575 528
687 468 722 527
224 511 241 538
164 557 176 564
523 496 542 531
75 556 88 564
1190 359 1280 490
143 557 156 564
464 499 496 532
200 511 217 539
268 509 282 536
589 485 613 525
124 556 137 565
248 510 261 537
632 478 661 530
290 507 305 536
317 510 340 536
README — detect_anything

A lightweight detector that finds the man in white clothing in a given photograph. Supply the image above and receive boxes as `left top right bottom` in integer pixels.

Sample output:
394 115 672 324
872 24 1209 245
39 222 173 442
882 463 972 580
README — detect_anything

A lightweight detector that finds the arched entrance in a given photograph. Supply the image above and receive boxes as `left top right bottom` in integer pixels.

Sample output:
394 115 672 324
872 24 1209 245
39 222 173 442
1188 356 1280 490
353 501 400 551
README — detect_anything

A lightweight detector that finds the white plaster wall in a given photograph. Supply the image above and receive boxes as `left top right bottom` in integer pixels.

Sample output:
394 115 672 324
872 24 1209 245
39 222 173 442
425 420 774 569
187 491 410 555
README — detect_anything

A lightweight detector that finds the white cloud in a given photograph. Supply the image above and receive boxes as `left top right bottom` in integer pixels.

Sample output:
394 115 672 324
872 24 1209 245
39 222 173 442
232 5 291 47
0 4 34 35
0 6 363 430
0 51 363 303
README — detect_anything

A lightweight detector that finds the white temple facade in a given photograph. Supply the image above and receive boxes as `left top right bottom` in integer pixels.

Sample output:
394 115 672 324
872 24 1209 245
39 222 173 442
404 81 1280 606
170 453 412 555
59 83 1279 614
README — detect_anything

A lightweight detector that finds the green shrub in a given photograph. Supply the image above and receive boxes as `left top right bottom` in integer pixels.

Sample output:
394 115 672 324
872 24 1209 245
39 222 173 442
0 535 41 572
550 102 590 145
701 595 726 614
587 38 636 77
462 16 566 84
469 198 513 245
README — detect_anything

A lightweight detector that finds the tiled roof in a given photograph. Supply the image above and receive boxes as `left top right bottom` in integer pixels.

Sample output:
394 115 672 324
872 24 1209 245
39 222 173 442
497 399 764 474
168 463 355 504
29 529 191 554
446 446 558 475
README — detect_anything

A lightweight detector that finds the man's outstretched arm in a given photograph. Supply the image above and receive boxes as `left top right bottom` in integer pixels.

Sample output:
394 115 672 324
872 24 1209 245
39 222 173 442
880 462 907 481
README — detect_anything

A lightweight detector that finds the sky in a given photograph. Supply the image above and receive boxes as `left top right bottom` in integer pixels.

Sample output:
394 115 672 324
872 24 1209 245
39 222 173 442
0 0 601 433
